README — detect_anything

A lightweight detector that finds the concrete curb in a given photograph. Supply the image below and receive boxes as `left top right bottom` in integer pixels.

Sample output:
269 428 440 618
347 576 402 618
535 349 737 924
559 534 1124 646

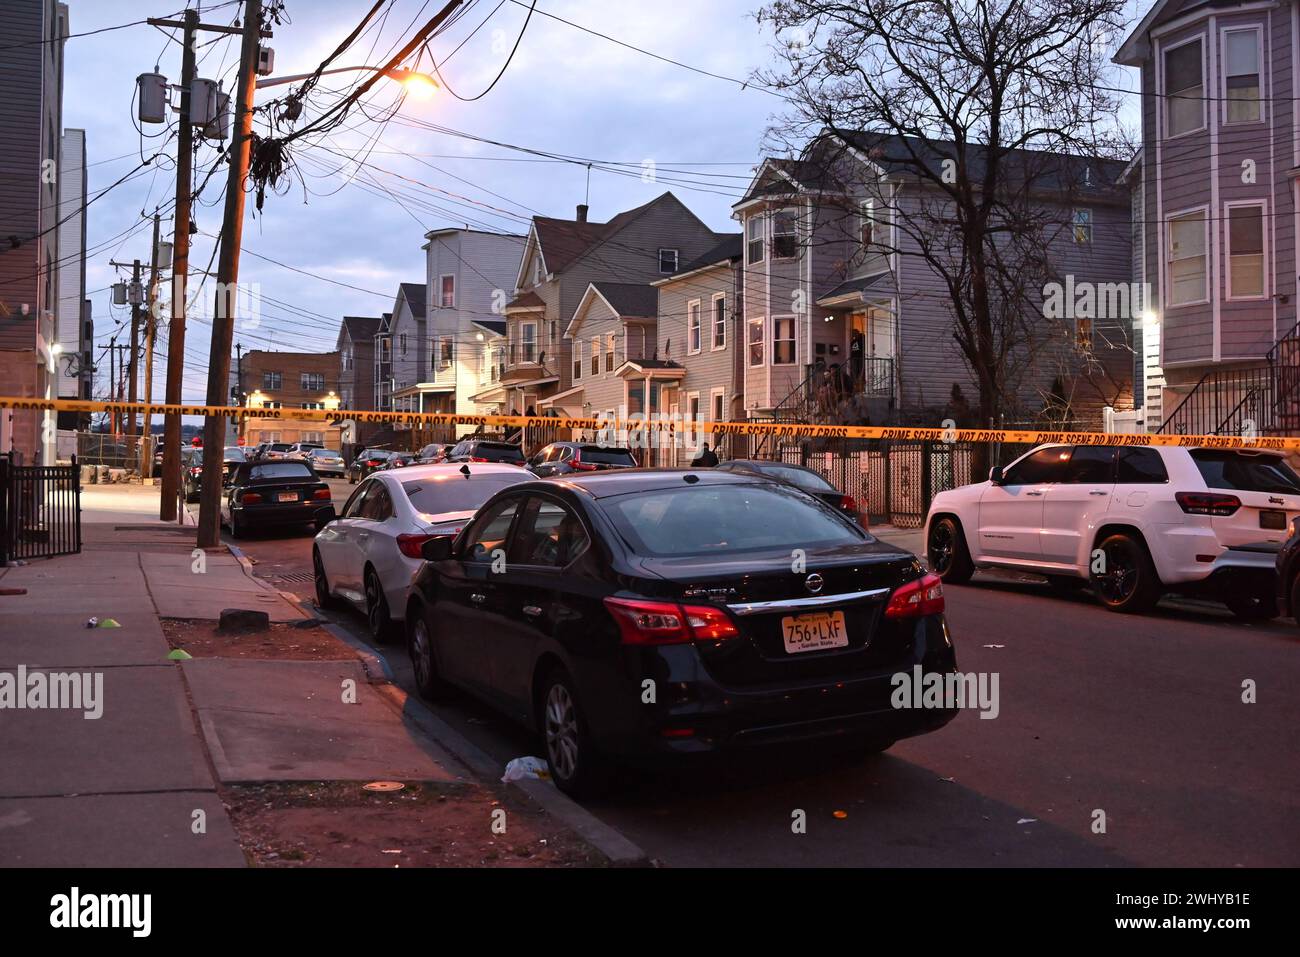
272 583 650 867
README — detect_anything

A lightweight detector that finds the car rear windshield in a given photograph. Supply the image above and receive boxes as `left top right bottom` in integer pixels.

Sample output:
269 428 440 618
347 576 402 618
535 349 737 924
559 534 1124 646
248 462 314 481
309 449 340 458
577 447 636 465
603 482 864 557
269 444 293 451
363 450 393 459
402 473 526 514
1189 450 1300 494
754 463 835 493
474 443 524 461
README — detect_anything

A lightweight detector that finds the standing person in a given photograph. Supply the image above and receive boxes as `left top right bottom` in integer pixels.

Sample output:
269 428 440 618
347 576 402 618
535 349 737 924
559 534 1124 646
691 443 719 468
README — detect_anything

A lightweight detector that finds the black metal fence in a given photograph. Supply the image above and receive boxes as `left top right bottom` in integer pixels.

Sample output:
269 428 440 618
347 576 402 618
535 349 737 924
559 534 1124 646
0 453 82 564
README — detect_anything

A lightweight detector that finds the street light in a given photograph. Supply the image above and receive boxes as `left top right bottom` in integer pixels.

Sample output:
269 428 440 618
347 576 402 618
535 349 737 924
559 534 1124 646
254 64 439 95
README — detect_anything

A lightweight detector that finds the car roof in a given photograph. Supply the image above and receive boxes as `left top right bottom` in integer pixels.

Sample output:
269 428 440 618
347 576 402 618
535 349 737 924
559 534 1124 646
540 467 770 499
723 458 819 474
378 462 524 481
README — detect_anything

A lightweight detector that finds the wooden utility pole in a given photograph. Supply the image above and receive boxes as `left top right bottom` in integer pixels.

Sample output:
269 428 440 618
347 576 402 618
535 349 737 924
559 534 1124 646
196 0 263 548
108 336 117 433
139 212 162 481
126 258 143 442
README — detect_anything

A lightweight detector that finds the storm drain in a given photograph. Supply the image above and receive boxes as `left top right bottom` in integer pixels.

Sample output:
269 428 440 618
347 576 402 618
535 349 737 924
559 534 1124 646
260 572 316 584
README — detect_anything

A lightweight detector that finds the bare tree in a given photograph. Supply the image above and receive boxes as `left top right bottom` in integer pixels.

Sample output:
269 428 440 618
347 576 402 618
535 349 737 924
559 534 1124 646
755 0 1132 431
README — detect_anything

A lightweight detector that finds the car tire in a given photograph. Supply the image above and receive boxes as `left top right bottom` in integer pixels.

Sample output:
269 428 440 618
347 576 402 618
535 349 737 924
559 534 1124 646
538 666 610 799
927 516 974 584
408 600 449 700
1090 532 1160 614
364 568 398 644
1224 590 1278 621
312 549 341 610
228 512 244 539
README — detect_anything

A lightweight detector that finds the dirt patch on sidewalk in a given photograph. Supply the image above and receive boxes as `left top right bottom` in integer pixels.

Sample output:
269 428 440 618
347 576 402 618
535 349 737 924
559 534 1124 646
222 781 605 868
161 618 358 660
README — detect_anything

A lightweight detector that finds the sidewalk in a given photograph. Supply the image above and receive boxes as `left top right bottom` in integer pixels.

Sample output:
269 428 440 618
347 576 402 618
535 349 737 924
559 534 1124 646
869 523 925 558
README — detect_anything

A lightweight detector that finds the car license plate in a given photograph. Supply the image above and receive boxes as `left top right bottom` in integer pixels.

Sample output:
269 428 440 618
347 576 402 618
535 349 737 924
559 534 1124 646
276 491 299 503
1260 509 1286 530
781 610 848 654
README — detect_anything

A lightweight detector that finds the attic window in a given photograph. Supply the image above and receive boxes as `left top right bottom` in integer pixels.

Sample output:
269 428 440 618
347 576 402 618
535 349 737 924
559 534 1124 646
658 248 679 273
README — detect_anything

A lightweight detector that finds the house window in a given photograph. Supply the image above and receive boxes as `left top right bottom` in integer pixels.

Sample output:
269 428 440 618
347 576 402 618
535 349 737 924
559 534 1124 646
1223 28 1262 124
265 432 281 444
300 402 325 410
341 349 352 371
573 349 582 380
606 332 616 371
712 389 725 422
591 337 600 376
712 294 726 350
300 372 325 391
658 248 679 274
521 323 536 362
440 336 454 365
746 216 765 264
1164 37 1204 137
549 320 557 344
439 275 455 308
772 209 799 259
687 392 700 424
533 257 543 285
302 431 323 444
688 300 702 354
1076 318 1093 350
262 371 281 390
773 317 796 364
859 199 875 247
1072 208 1092 244
400 333 408 356
748 317 764 366
1227 203 1266 298
1167 209 1208 306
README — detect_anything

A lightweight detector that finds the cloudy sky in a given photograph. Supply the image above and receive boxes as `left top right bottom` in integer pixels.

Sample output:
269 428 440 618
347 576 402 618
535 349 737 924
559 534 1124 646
63 0 1145 405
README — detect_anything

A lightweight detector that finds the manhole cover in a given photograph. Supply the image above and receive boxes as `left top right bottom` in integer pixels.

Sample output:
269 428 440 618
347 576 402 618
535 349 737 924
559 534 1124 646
363 781 405 792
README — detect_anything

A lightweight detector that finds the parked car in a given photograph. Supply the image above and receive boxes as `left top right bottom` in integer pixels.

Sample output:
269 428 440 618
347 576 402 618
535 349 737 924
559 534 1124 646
526 442 637 477
715 458 861 524
304 447 346 477
287 442 325 459
348 448 393 483
313 463 533 641
416 443 457 465
447 438 526 466
184 446 247 503
221 459 334 538
404 469 957 797
383 451 420 470
259 442 296 461
925 443 1300 617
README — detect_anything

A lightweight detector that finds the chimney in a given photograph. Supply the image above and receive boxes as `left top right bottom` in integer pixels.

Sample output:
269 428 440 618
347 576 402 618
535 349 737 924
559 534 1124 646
576 203 588 223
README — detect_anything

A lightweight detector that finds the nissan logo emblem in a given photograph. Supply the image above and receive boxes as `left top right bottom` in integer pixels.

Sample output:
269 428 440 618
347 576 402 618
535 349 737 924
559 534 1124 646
805 573 824 594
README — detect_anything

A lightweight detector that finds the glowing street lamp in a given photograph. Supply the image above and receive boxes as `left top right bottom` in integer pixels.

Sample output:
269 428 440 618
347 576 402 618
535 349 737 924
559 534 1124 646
255 65 439 95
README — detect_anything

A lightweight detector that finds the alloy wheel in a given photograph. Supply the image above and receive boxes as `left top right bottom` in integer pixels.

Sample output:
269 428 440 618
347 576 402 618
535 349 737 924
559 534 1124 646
544 683 580 781
412 616 433 689
929 522 954 574
313 551 330 607
365 572 385 636
1094 543 1137 603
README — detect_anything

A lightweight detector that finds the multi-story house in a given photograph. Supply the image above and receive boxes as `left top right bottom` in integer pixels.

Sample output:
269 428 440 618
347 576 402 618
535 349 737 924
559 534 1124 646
733 131 1133 429
505 193 725 415
373 312 393 413
564 280 661 422
0 0 67 464
336 315 381 446
423 228 521 426
238 349 343 448
55 127 91 452
651 235 745 463
388 283 429 413
1116 1 1300 436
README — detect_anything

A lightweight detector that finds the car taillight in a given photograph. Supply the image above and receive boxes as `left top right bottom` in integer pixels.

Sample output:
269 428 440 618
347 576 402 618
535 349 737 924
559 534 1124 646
189 466 202 476
885 572 945 619
241 491 263 505
839 494 857 512
311 487 330 500
1176 491 1241 516
469 456 489 463
571 460 599 471
396 533 434 559
603 597 739 645
366 459 381 467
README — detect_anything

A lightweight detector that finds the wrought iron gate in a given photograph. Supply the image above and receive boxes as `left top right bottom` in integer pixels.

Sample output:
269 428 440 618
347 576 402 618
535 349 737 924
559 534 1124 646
0 453 82 564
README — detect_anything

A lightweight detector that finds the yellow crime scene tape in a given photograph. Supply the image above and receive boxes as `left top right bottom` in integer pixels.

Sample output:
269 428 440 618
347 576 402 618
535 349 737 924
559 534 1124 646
5 395 1300 451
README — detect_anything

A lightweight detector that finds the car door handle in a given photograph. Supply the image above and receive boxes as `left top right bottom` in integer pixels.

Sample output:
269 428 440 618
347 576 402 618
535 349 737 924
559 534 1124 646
470 593 486 604
1089 490 1109 496
522 605 543 618
1026 490 1044 496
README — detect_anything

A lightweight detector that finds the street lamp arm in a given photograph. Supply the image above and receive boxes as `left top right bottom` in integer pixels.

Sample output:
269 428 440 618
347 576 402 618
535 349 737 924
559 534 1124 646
255 65 436 90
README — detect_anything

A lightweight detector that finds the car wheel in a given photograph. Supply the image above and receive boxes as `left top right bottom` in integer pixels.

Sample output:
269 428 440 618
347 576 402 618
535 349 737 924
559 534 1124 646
364 568 398 644
228 512 244 539
538 667 610 799
1224 590 1278 621
1090 532 1160 614
408 601 449 700
312 549 340 610
927 517 974 584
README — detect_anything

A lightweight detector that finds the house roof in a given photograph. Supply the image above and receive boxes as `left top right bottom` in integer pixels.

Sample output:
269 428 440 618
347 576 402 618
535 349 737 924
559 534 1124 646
817 271 895 306
472 319 507 337
1114 0 1197 66
673 233 742 276
506 290 545 310
340 315 381 342
532 192 703 274
589 282 658 318
399 282 427 318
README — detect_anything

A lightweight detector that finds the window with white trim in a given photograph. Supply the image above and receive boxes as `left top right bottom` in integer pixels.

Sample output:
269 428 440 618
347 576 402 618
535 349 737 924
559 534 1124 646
400 333 408 356
773 316 796 364
606 332 616 372
1167 210 1208 306
591 336 600 376
1164 37 1204 137
521 323 536 362
746 215 765 264
1224 28 1262 124
772 209 799 259
711 294 726 350
300 372 324 391
573 347 582 380
1072 208 1092 244
1227 203 1265 298
748 317 764 366
859 199 875 247
440 336 454 365
711 389 725 423
688 299 702 354
439 274 455 308
658 248 679 274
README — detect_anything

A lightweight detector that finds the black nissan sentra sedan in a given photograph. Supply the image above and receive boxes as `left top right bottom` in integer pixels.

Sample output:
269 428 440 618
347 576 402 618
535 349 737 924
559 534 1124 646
404 468 958 797
221 459 335 538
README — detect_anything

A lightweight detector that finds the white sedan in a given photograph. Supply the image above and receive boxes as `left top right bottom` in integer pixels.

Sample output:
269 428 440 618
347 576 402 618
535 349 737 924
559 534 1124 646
312 463 532 641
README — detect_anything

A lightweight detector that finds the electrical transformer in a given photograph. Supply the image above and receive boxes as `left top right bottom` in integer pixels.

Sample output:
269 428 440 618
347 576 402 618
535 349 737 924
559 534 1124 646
190 78 219 127
137 72 168 124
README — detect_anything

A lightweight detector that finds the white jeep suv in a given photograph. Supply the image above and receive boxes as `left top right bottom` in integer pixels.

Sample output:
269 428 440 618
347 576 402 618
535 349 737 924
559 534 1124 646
924 443 1300 616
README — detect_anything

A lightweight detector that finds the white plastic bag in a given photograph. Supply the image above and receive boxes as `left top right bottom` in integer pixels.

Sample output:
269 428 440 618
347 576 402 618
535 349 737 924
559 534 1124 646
501 756 551 783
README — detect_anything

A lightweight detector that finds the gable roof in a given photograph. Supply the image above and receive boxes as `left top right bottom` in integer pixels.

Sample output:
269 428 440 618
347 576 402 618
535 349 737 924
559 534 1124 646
531 192 708 275
673 233 742 276
1114 0 1200 66
472 319 506 337
590 282 658 319
340 315 381 343
398 282 427 318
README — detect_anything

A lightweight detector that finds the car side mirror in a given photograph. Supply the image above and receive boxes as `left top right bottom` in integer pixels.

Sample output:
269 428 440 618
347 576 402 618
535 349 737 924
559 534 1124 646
989 466 1005 484
421 535 455 562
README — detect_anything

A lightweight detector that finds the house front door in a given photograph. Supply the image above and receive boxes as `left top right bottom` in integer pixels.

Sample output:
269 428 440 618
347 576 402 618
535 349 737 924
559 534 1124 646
865 304 896 397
